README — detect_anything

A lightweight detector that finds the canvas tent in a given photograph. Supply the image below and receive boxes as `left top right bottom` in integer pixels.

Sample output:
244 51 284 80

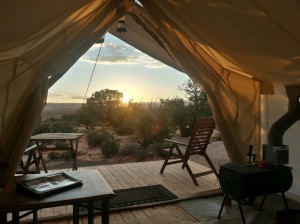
1 0 300 194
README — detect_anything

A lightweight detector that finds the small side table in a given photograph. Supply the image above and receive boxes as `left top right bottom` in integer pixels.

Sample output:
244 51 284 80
0 170 114 224
217 163 293 224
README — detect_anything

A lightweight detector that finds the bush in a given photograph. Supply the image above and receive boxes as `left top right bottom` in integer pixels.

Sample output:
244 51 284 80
152 142 170 158
34 122 52 134
47 150 74 161
54 141 69 148
101 139 120 157
115 125 135 135
47 151 61 160
119 143 140 156
118 143 152 161
61 150 74 160
132 149 151 161
134 115 170 147
34 118 74 135
87 131 113 147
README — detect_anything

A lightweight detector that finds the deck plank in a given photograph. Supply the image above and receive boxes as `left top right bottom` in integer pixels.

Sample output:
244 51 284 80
18 160 219 223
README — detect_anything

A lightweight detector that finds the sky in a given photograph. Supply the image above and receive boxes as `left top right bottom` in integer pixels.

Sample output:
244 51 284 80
47 33 189 104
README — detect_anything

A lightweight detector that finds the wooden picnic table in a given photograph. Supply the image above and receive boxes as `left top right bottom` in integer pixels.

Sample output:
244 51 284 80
30 133 85 173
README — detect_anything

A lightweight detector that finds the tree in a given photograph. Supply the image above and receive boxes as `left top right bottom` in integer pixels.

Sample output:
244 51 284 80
159 97 192 136
85 89 124 127
179 79 212 123
77 104 95 126
125 102 170 146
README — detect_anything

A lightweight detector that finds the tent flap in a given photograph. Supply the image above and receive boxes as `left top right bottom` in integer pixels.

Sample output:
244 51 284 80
1 0 300 184
0 0 133 184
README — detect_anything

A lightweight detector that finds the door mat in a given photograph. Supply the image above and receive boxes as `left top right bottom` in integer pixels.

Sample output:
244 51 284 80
79 184 177 212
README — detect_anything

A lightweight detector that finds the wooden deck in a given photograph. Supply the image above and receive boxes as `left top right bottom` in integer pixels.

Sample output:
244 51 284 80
19 160 221 223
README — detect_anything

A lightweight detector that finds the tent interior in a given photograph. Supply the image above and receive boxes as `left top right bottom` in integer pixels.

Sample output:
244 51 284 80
1 0 300 197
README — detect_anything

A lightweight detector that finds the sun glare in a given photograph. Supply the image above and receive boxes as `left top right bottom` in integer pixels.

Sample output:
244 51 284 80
122 94 131 104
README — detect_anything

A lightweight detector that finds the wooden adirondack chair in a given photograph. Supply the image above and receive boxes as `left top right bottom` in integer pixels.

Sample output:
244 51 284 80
160 117 219 186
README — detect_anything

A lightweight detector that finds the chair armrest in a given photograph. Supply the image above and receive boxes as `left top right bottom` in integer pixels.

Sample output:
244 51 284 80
164 139 188 147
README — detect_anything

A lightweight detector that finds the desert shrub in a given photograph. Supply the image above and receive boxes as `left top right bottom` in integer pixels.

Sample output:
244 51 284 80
61 113 78 123
119 143 140 156
54 141 69 148
132 149 152 161
47 151 61 160
152 142 170 158
134 114 170 147
47 150 73 161
61 151 74 160
34 122 52 134
34 118 74 135
51 119 74 132
101 138 120 157
115 125 135 135
118 143 151 161
87 131 113 147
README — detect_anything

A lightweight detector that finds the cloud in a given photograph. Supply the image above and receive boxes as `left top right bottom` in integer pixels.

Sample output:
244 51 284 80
47 91 84 103
48 92 65 98
80 42 166 68
71 95 85 100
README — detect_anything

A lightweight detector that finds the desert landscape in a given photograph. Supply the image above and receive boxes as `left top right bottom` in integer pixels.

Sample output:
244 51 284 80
41 103 230 171
41 103 82 120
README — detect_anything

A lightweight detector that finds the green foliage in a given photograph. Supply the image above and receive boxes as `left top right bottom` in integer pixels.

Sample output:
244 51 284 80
179 79 212 119
159 97 192 135
152 142 170 158
36 79 214 164
119 143 141 156
61 113 78 123
47 151 61 160
119 143 152 161
133 109 170 147
76 105 95 126
34 118 74 135
61 151 74 160
47 151 73 161
115 124 135 135
157 79 213 137
54 141 69 148
132 149 152 161
34 122 52 134
110 104 131 128
87 131 113 147
100 138 120 158
86 89 124 127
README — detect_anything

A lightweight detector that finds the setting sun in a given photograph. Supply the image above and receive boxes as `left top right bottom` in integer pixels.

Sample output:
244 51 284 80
122 94 132 104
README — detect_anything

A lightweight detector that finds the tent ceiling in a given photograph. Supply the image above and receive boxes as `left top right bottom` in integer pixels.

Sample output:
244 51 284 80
112 1 300 85
109 13 183 72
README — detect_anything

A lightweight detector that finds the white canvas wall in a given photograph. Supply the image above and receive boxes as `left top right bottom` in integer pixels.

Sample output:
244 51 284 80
262 84 300 196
